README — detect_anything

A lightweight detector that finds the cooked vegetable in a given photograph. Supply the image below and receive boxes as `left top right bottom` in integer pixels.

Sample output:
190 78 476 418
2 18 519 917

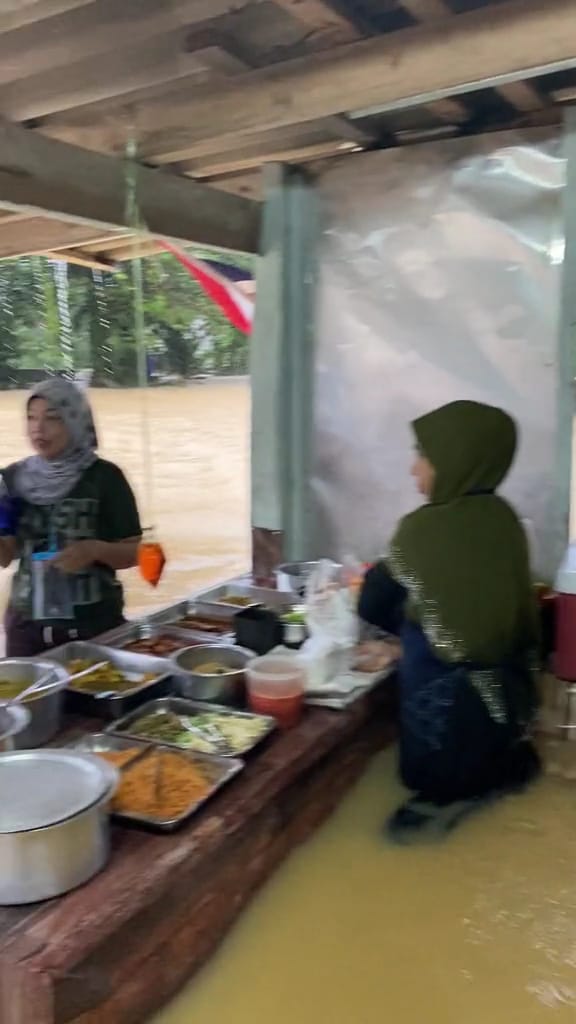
120 710 213 752
193 661 230 676
216 595 256 607
0 680 30 700
281 607 307 626
192 712 269 751
119 708 269 754
67 659 157 694
113 750 211 819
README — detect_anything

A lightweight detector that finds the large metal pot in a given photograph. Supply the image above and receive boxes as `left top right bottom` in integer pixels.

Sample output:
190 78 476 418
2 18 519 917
171 644 255 705
0 749 117 905
0 705 31 753
0 659 69 747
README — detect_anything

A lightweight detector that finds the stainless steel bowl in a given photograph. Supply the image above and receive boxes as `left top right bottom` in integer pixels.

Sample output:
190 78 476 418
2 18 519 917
275 561 321 597
0 705 31 753
171 644 255 705
0 659 69 748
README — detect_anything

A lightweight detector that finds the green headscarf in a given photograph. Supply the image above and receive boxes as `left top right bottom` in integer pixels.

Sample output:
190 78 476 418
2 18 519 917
388 401 538 666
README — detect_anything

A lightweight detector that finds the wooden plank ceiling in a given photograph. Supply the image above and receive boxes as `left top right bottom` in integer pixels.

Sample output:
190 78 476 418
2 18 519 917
0 0 575 265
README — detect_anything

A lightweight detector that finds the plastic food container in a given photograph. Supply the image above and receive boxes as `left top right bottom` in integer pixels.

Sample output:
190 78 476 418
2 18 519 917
246 654 304 728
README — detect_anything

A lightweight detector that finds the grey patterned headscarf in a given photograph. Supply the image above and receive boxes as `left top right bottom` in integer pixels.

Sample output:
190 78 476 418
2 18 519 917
13 378 98 506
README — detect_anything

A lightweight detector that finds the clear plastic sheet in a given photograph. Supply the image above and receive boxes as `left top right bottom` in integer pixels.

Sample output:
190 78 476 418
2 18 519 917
313 131 564 577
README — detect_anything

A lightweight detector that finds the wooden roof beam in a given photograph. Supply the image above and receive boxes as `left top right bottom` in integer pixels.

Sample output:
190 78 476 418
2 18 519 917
0 0 95 36
38 248 118 271
0 119 260 254
184 138 364 177
82 0 573 162
273 0 361 44
0 0 262 88
2 40 246 122
401 0 546 112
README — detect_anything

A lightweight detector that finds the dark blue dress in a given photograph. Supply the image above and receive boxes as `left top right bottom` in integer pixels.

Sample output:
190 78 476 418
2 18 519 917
359 563 539 806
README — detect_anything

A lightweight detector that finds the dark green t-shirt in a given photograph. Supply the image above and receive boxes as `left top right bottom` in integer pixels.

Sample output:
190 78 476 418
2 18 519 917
4 458 141 629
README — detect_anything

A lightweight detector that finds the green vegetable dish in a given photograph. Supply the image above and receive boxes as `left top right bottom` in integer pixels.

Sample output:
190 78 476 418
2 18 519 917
119 709 270 754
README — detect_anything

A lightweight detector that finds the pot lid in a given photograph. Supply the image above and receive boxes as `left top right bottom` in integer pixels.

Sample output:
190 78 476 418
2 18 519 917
0 750 117 833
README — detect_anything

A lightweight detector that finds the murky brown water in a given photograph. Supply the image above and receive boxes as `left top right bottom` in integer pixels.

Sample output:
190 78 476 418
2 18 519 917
155 745 576 1024
0 381 250 621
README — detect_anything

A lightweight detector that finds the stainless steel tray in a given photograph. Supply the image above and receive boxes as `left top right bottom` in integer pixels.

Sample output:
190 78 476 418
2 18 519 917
304 666 395 710
94 622 203 656
47 641 173 719
110 745 243 832
197 583 293 613
108 696 276 757
67 735 242 832
148 600 236 639
66 732 151 760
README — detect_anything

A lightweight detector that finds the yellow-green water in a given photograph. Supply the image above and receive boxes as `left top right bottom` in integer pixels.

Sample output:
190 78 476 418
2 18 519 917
155 746 576 1024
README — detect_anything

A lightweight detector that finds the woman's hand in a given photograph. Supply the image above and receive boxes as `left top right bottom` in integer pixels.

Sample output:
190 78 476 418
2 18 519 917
52 540 99 574
52 538 140 574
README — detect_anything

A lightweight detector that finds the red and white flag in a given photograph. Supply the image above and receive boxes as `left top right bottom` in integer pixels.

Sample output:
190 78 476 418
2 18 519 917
161 241 254 334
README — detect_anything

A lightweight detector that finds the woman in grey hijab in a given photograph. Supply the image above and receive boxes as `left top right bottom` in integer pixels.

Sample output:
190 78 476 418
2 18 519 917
0 378 142 656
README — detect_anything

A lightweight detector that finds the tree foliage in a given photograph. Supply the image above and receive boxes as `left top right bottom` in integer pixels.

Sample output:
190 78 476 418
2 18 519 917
0 249 254 387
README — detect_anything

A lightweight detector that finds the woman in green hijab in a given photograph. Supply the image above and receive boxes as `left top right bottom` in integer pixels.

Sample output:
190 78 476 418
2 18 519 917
359 400 540 841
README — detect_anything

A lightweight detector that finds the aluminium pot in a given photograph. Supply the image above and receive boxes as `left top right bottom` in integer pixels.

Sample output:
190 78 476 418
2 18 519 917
0 659 69 748
0 749 118 905
171 643 255 705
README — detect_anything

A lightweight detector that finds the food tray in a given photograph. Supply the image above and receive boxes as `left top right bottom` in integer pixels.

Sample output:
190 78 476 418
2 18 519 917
197 583 293 613
68 736 243 832
95 622 203 657
305 665 396 710
108 696 276 757
47 641 173 719
66 732 151 760
148 600 236 638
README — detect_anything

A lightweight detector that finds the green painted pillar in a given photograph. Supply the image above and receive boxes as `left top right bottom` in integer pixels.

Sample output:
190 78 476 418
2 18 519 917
250 164 318 581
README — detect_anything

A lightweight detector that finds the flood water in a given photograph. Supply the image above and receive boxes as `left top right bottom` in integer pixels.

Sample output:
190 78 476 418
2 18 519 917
0 381 250 622
156 745 576 1024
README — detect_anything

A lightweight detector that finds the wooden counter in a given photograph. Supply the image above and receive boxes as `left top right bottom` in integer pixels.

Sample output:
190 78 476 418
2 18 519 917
0 681 397 1024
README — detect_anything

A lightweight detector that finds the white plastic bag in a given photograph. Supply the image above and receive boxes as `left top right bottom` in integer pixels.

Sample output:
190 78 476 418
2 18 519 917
299 559 360 691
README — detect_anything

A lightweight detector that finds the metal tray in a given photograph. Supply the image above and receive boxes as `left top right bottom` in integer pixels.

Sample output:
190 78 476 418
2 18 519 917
305 666 395 710
108 696 276 757
110 745 243 832
148 600 236 639
66 732 151 761
94 622 204 657
48 641 173 720
194 583 262 612
197 583 293 613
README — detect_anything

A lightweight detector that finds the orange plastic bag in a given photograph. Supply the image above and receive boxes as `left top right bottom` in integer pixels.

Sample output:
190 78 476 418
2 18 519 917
138 534 166 588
